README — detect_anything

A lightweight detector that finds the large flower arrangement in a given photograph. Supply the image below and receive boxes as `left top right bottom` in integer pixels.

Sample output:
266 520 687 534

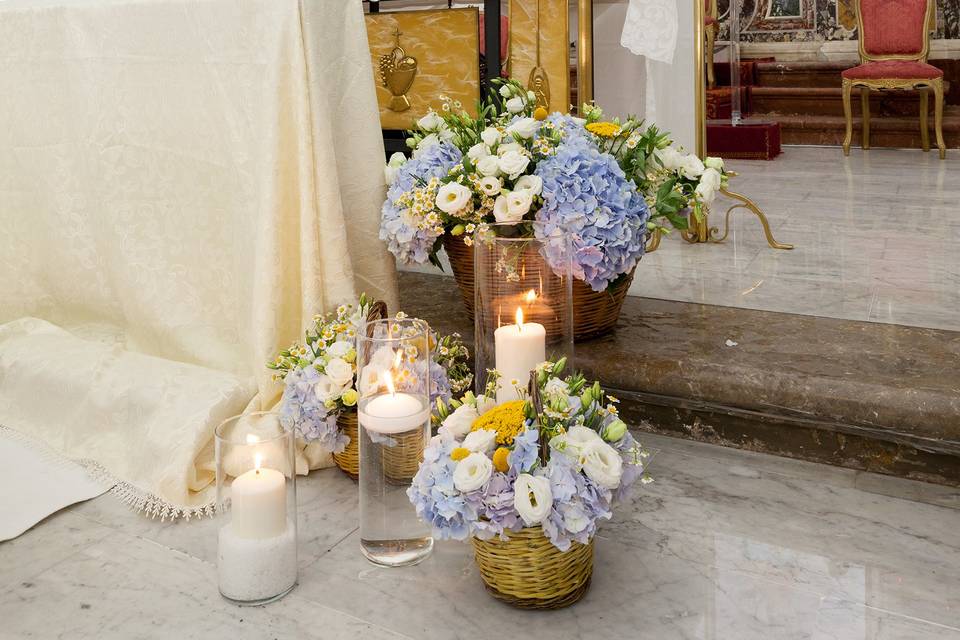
381 79 729 291
408 359 651 552
268 294 471 453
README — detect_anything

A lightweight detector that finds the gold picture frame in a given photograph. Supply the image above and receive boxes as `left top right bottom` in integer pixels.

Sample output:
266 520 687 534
365 8 481 130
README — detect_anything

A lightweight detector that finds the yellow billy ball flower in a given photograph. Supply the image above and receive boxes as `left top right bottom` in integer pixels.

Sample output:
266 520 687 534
533 106 548 121
471 400 526 446
492 446 510 473
585 121 622 138
450 447 471 462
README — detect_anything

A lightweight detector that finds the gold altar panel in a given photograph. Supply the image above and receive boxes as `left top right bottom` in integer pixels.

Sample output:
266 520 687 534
509 0 570 113
366 8 480 130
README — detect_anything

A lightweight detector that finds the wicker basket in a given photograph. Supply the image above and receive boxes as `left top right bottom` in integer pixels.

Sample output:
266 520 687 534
471 527 594 609
381 427 427 485
332 412 359 480
443 234 634 341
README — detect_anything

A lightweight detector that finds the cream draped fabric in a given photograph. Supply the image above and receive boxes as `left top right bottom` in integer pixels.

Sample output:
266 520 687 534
0 0 397 517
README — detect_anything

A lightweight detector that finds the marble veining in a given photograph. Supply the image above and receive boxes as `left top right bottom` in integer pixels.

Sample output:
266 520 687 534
2 433 959 639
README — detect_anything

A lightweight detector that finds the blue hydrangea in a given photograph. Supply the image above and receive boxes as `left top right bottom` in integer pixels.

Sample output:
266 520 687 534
407 434 479 540
610 429 647 502
472 472 523 541
534 140 651 291
278 366 348 453
541 113 593 148
507 424 540 475
380 142 462 264
538 454 613 551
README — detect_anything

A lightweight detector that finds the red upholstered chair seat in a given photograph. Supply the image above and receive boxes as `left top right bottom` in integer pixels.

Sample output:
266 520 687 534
841 60 943 80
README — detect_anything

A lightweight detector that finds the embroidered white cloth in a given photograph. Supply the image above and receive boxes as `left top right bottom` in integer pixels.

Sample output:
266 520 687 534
620 0 679 64
0 0 397 519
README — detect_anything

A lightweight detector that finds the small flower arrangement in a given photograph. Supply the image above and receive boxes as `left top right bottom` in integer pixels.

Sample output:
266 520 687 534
268 294 471 454
408 358 651 552
381 79 729 292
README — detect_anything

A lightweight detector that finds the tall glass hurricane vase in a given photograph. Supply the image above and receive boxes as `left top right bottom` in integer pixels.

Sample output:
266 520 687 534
473 223 574 404
215 412 298 605
356 317 434 567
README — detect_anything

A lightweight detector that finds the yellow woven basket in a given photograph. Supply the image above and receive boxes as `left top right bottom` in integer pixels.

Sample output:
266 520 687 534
331 412 359 480
471 527 594 609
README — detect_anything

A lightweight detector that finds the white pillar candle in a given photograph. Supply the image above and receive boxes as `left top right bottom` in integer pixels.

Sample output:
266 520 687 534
494 307 546 404
231 454 287 539
359 372 430 434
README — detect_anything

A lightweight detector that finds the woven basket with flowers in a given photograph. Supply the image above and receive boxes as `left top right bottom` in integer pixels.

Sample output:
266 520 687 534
408 359 651 608
268 294 471 479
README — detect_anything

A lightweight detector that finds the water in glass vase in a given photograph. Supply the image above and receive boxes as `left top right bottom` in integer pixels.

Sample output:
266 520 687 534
358 419 433 567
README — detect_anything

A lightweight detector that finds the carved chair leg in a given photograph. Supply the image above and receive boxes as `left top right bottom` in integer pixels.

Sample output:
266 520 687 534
933 78 946 159
842 79 853 156
919 87 930 152
860 87 871 150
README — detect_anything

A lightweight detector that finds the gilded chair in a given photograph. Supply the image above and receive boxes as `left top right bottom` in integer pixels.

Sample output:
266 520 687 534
705 0 718 89
842 0 945 158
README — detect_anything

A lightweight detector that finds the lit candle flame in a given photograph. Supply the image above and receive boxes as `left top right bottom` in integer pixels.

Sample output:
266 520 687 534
393 349 403 369
254 452 263 474
525 289 536 304
384 370 396 395
515 307 524 330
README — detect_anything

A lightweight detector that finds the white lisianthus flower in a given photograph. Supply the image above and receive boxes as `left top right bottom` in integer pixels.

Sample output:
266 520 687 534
478 176 502 196
462 429 497 454
467 142 490 162
579 439 624 489
679 154 706 179
704 156 724 171
505 96 525 114
527 90 536 102
498 150 530 179
314 374 343 402
695 167 723 203
499 84 513 98
506 190 533 219
417 111 443 131
477 155 501 177
413 133 440 157
655 146 683 171
357 365 381 398
440 403 480 438
453 452 493 492
543 377 569 398
435 182 472 214
513 174 543 196
506 117 539 139
475 395 498 416
481 127 501 146
383 152 406 186
493 194 521 223
514 474 553 526
325 357 354 387
497 142 524 156
326 340 353 359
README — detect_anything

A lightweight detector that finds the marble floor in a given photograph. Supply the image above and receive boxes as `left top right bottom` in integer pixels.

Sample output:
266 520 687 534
3 433 959 639
636 146 960 332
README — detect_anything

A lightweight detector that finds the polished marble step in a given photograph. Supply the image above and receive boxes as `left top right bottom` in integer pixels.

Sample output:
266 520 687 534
399 271 960 486
774 110 960 148
751 86 948 118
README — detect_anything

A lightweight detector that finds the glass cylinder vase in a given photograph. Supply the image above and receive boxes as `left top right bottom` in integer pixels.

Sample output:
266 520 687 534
356 317 433 567
215 412 297 605
473 222 574 403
